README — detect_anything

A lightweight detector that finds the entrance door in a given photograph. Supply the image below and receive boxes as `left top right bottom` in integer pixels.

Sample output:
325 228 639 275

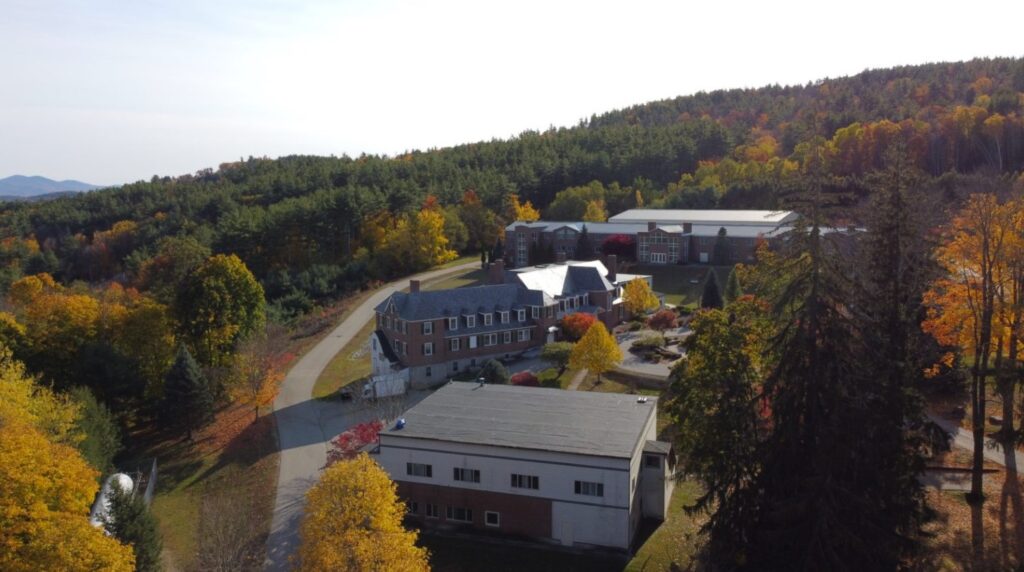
699 252 709 263
560 522 574 546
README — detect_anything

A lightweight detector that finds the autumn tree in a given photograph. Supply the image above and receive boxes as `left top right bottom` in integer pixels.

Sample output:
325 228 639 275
582 199 607 222
161 346 214 441
505 193 540 222
325 420 384 468
723 267 743 304
541 341 574 376
560 312 597 341
600 234 636 259
701 271 723 309
176 254 266 367
622 278 659 315
569 322 623 382
296 454 429 572
228 331 286 423
647 309 677 331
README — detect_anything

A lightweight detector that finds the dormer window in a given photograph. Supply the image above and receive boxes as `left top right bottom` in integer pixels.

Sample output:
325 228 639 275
517 309 526 322
499 311 509 324
448 317 458 331
466 315 476 328
483 313 493 326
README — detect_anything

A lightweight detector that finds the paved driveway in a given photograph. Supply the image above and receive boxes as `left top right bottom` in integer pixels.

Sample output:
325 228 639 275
264 262 477 571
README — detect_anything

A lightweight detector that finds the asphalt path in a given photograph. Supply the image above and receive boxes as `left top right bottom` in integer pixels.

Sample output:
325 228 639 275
264 262 477 570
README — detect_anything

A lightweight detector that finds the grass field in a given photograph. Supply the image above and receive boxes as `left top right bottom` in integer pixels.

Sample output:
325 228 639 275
625 481 703 571
632 264 734 307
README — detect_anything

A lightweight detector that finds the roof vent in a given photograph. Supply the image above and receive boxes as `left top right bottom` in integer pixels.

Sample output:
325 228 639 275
637 396 649 404
395 418 406 430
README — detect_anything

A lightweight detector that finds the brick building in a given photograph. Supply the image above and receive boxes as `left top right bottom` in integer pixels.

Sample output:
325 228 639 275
375 382 676 550
505 208 796 267
370 258 652 388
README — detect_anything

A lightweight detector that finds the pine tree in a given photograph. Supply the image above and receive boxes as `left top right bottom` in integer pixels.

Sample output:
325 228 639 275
723 267 743 304
701 271 723 309
161 346 214 441
491 238 504 262
713 227 730 264
576 225 595 260
105 488 163 572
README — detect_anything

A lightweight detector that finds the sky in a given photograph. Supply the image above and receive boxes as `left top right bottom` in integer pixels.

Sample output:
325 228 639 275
2 0 1023 185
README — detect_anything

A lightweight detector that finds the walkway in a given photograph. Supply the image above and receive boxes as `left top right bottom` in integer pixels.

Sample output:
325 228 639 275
928 412 1024 468
264 262 478 571
566 369 588 391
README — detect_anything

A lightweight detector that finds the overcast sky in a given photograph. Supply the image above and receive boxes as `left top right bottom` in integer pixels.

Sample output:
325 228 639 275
2 0 1022 185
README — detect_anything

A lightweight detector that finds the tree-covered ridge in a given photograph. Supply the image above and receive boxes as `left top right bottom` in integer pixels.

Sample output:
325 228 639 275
0 57 1022 316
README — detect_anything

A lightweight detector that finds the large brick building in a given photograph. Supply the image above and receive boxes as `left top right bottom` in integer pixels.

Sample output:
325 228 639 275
370 258 652 388
505 208 796 267
375 382 676 550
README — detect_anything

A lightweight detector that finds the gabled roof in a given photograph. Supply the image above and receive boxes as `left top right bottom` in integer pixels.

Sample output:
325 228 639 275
383 382 657 459
608 209 797 225
375 284 545 321
508 260 612 297
374 330 400 364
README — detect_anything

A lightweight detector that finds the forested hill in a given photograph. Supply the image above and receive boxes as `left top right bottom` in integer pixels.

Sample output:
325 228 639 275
1 57 1022 317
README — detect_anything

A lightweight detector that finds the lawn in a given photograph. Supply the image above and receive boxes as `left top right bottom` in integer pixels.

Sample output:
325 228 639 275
632 264 734 307
420 532 625 572
424 268 486 291
626 481 704 571
538 366 578 389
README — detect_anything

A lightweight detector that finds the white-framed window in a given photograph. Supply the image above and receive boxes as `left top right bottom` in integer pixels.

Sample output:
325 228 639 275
393 339 401 352
517 329 529 342
469 336 478 349
466 315 476 328
450 338 460 351
574 480 603 497
483 313 493 326
425 503 439 518
583 293 589 305
484 511 500 527
448 317 458 331
407 501 419 515
499 311 509 324
407 463 432 478
453 468 480 483
423 322 433 335
423 342 433 356
446 506 472 523
397 320 407 334
484 334 497 347
517 309 526 322
502 331 511 344
531 306 540 319
511 474 539 489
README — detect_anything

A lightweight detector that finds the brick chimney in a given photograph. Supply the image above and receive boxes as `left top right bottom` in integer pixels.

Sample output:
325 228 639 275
555 251 567 264
409 279 420 293
683 222 692 233
647 221 657 232
607 254 617 282
488 259 505 284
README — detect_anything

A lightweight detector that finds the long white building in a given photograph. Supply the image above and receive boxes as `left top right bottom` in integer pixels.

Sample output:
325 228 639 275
375 382 675 551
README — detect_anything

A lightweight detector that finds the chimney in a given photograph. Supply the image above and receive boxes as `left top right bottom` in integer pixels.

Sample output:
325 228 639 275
607 254 617 282
555 251 567 264
488 259 505 284
647 221 656 232
683 222 692 233
409 279 420 293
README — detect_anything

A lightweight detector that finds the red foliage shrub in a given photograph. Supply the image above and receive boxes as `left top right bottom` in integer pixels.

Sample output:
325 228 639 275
325 419 384 467
647 309 678 331
510 371 539 387
561 312 597 341
600 234 636 259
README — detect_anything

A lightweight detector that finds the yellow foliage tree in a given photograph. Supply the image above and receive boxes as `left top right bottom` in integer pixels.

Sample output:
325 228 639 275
296 454 429 572
0 350 82 447
582 199 608 222
229 334 285 423
622 278 659 315
569 321 623 382
505 193 541 222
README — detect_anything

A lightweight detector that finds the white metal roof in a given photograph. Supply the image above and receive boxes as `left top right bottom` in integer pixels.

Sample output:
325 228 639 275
608 209 797 225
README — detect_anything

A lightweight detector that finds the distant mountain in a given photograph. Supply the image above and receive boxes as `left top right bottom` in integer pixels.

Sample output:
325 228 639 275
0 175 101 198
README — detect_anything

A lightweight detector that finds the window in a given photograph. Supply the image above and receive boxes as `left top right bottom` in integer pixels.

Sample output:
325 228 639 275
517 329 529 342
484 333 497 347
483 313 493 326
645 455 661 469
502 331 511 344
425 366 432 377
574 480 604 497
499 311 509 323
451 361 459 372
423 342 434 356
517 309 526 322
511 474 539 489
469 336 478 349
423 322 433 335
450 338 460 351
407 501 419 515
446 506 473 522
425 503 439 518
485 511 500 527
453 468 481 483
531 306 540 319
407 463 432 478
466 315 476 328
448 317 458 331
393 339 401 352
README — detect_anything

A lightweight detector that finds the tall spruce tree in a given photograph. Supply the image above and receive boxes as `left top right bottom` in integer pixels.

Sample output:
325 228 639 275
723 266 743 304
576 225 595 260
161 345 214 441
105 488 163 572
701 271 723 309
713 227 730 264
491 238 504 262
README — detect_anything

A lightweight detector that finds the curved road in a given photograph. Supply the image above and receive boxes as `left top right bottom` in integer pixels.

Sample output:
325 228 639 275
264 262 478 571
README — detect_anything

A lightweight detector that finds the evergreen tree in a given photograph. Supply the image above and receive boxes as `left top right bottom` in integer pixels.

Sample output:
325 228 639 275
70 386 122 473
105 488 163 572
575 225 595 260
723 266 743 304
490 238 504 262
713 227 730 264
479 359 510 384
701 271 723 309
161 346 214 441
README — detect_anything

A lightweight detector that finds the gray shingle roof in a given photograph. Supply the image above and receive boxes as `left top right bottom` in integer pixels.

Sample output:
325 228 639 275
384 382 657 458
376 284 545 321
643 440 672 455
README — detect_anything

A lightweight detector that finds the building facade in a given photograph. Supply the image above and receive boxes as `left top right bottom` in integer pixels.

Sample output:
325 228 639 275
375 382 676 551
505 208 797 268
370 259 652 388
